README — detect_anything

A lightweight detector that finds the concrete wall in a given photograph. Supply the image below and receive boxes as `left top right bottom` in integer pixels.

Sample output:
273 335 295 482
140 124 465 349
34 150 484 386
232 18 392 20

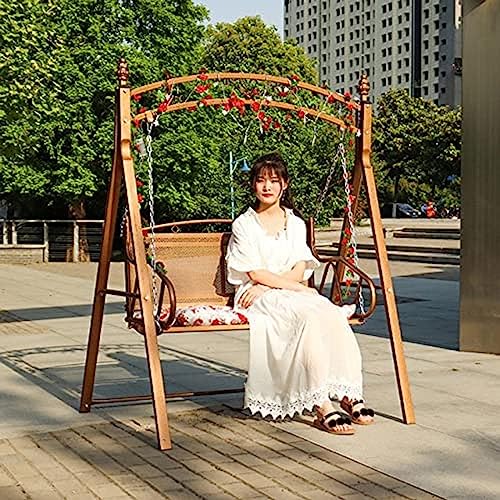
460 0 500 353
0 245 47 264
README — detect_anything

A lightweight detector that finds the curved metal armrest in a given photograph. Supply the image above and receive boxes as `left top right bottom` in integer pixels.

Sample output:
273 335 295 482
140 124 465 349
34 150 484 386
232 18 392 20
313 252 377 323
149 260 177 330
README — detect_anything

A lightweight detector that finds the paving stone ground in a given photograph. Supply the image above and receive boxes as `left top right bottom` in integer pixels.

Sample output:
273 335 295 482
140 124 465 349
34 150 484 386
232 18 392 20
0 406 441 500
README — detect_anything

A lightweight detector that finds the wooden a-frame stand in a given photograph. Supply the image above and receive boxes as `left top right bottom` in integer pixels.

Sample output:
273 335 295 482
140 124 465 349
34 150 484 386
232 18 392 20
79 60 415 451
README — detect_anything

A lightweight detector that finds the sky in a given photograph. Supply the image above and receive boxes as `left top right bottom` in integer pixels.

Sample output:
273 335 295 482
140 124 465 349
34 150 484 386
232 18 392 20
196 0 283 34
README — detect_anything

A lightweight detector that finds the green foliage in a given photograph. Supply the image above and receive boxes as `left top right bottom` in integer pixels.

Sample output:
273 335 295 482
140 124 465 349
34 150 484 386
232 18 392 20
202 17 317 83
0 0 207 216
373 89 461 209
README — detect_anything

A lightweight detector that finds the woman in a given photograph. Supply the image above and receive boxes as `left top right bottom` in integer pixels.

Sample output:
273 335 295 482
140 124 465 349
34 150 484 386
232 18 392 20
226 153 374 435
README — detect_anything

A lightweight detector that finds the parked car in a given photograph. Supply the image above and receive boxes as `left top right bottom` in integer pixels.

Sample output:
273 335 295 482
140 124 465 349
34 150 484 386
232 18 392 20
381 203 420 218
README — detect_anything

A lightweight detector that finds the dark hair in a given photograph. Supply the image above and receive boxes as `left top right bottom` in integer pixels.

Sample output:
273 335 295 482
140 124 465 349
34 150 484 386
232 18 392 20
250 152 302 217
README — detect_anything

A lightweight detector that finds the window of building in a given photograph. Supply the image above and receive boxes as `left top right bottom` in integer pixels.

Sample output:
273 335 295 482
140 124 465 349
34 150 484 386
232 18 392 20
423 55 429 64
423 70 429 80
424 8 429 19
397 75 402 84
404 73 409 82
434 83 439 93
382 77 387 86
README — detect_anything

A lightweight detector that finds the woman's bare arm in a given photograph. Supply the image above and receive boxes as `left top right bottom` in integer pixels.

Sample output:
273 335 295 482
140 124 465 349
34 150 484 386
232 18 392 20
280 261 306 283
247 268 311 291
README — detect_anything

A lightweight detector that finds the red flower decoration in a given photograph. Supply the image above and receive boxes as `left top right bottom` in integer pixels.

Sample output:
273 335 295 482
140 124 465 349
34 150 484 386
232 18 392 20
195 83 210 94
348 138 355 147
273 120 281 129
284 113 292 121
136 179 144 188
133 118 140 128
297 108 306 120
327 93 336 104
290 74 300 82
198 69 208 81
341 237 349 246
347 102 356 111
251 101 261 112
137 193 144 204
138 107 147 114
158 101 169 113
344 227 352 236
132 94 142 102
344 91 352 99
257 111 266 121
200 94 213 106
345 279 353 287
278 89 289 97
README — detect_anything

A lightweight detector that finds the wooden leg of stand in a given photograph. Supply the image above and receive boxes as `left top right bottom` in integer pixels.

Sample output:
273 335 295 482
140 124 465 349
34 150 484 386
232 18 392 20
80 154 122 413
364 165 416 424
142 323 172 450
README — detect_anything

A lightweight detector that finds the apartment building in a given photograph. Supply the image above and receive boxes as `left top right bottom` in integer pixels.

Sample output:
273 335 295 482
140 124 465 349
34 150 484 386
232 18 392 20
283 0 462 106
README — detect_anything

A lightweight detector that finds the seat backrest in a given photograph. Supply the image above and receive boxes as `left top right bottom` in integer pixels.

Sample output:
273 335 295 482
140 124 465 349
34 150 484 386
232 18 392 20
151 232 234 307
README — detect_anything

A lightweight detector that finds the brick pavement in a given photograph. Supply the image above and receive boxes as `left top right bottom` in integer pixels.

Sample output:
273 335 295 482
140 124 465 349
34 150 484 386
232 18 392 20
0 406 441 500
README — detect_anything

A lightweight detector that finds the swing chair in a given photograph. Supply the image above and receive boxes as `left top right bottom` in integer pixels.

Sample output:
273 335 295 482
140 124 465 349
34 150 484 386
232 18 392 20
80 60 415 450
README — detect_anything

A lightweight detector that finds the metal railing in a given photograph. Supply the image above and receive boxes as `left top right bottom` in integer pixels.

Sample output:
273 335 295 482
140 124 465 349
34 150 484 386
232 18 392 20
0 220 104 262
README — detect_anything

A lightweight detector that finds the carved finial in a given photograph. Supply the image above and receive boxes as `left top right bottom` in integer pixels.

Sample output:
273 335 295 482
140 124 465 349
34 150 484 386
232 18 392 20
357 74 370 102
117 58 129 87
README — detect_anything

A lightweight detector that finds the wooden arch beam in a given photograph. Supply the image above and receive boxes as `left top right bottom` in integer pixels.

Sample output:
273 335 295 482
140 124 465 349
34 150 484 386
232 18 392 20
131 72 360 111
133 98 359 134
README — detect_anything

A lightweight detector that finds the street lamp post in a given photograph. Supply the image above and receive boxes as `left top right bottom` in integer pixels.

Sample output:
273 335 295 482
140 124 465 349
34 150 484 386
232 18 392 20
229 151 250 219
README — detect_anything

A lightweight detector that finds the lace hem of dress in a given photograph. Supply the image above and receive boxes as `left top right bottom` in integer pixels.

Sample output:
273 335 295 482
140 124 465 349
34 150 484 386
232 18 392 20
245 380 363 420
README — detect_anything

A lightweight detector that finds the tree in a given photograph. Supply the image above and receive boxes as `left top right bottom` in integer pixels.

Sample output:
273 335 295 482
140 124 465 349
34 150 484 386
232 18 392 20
373 89 461 209
202 16 317 82
0 0 208 219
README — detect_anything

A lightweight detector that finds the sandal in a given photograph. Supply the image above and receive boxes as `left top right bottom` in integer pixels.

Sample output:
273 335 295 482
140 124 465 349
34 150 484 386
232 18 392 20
340 398 375 425
313 411 355 435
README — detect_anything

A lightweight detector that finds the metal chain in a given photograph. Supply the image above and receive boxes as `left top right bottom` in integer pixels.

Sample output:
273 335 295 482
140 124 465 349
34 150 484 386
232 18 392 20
314 143 343 219
339 142 365 314
119 206 128 238
145 120 159 309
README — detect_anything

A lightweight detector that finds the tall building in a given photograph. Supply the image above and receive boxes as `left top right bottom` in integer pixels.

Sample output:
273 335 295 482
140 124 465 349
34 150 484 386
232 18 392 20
283 0 462 106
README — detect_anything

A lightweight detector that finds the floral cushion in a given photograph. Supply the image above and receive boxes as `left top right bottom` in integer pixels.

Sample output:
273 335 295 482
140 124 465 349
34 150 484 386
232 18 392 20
132 305 249 329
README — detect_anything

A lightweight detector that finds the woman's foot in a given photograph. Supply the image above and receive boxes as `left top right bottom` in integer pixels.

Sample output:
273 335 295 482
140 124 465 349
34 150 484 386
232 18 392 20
340 397 375 425
313 401 355 435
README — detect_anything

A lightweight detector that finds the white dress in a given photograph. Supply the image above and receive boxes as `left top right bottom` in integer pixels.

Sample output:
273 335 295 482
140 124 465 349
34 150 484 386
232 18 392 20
226 207 364 419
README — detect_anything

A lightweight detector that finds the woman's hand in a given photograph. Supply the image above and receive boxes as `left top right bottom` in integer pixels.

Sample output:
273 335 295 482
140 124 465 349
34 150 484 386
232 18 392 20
238 284 270 308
